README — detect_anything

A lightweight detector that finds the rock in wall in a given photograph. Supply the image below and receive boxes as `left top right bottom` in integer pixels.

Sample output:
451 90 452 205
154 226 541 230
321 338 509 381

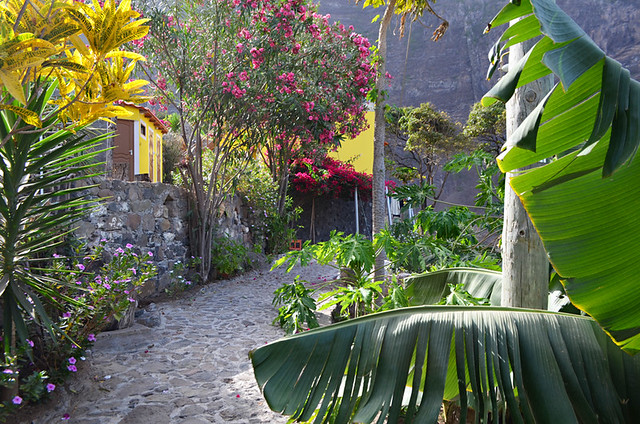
74 179 255 299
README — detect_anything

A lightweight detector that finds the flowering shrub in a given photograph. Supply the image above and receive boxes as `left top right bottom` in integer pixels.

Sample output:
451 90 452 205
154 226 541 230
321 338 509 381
0 243 157 420
137 0 374 277
289 156 372 200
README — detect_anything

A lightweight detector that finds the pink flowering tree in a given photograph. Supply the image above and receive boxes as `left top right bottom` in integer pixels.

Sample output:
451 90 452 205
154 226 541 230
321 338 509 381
136 0 373 279
238 9 375 213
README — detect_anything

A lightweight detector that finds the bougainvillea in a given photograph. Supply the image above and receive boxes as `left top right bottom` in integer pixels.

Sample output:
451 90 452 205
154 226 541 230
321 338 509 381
290 156 372 200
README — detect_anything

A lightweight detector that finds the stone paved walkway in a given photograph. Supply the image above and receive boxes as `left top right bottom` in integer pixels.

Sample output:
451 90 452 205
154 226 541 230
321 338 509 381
17 261 336 424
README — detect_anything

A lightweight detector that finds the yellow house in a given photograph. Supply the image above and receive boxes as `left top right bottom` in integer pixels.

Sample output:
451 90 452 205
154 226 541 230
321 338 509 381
328 110 375 174
112 102 168 182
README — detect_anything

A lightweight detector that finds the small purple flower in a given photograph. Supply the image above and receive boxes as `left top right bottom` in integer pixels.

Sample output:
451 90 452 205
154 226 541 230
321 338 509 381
53 253 62 258
62 312 71 319
62 413 70 420
126 243 133 249
68 357 76 365
26 339 34 348
47 383 56 392
3 369 13 374
185 281 192 285
67 365 77 372
76 264 85 271
128 297 136 303
116 247 125 255
103 283 111 290
87 334 96 342
100 238 107 242
12 396 22 405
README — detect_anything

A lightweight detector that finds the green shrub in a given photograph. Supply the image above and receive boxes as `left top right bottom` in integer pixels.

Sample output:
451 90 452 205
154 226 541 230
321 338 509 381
0 242 157 420
211 236 249 278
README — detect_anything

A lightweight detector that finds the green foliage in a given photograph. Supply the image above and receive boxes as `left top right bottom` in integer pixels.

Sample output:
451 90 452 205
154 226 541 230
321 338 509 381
462 101 506 155
162 134 184 183
319 280 383 320
437 283 490 306
483 0 640 352
211 237 249 278
0 242 157 417
388 180 435 210
0 82 110 363
165 256 202 296
272 277 319 335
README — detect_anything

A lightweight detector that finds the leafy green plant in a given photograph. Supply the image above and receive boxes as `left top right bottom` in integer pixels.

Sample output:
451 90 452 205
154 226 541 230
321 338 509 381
273 232 388 323
251 1 640 420
437 283 490 306
272 277 320 334
165 256 202 296
211 237 249 278
0 242 157 419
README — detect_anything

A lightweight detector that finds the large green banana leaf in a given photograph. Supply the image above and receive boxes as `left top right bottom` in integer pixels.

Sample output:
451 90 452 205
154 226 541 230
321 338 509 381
405 267 573 312
405 267 503 306
483 0 640 354
251 306 640 423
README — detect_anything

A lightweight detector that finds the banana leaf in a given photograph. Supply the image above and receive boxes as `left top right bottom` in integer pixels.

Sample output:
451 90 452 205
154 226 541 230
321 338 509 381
251 307 640 423
483 0 640 354
405 267 573 312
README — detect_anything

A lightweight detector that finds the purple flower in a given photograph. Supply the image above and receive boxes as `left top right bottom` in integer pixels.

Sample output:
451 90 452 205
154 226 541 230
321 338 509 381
67 365 77 372
76 264 85 271
68 357 76 365
87 334 96 342
62 312 71 319
100 238 107 242
147 251 153 257
3 369 13 374
12 396 22 405
62 413 70 420
47 383 56 392
128 297 136 303
53 253 62 258
26 339 34 348
126 243 133 249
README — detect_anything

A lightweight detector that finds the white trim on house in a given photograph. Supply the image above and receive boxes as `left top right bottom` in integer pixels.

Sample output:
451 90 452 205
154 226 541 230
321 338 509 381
134 120 140 175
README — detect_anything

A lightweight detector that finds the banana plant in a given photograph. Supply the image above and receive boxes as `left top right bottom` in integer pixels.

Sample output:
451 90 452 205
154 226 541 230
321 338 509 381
483 0 640 354
250 0 640 421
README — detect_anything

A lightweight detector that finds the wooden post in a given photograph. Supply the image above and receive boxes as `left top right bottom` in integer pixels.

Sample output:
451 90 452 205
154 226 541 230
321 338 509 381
501 26 553 309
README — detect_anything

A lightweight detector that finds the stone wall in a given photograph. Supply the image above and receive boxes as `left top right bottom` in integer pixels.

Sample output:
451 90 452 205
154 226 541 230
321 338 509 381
74 179 253 299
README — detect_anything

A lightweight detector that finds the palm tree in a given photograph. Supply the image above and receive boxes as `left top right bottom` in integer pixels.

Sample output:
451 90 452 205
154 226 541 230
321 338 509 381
249 0 640 421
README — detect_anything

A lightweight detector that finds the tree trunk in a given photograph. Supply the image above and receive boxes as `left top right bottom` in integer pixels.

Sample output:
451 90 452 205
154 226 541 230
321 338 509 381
372 0 396 282
501 28 553 309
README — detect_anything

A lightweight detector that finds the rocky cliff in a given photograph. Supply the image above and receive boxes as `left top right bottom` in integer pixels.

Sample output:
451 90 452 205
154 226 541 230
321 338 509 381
317 0 640 122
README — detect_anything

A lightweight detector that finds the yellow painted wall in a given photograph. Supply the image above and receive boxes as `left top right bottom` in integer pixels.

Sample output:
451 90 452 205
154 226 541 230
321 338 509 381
329 111 374 174
121 105 164 182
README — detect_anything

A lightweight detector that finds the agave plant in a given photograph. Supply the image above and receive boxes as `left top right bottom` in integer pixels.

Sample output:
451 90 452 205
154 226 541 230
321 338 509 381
0 82 108 360
250 0 640 421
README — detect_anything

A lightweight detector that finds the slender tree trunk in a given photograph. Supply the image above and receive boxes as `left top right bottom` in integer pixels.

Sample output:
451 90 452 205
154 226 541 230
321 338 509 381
501 29 553 309
372 0 396 282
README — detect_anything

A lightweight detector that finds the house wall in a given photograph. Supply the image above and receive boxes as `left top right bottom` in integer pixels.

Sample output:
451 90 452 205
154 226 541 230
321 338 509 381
117 106 164 182
328 110 374 174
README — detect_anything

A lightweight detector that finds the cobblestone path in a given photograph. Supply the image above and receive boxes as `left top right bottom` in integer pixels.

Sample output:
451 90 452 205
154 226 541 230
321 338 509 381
17 262 336 424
